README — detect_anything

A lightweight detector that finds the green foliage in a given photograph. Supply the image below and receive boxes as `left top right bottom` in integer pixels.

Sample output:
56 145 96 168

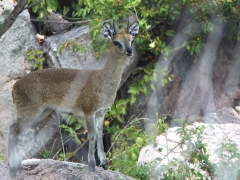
25 49 45 70
144 123 240 180
28 0 58 18
108 122 150 179
61 116 83 145
212 139 240 179
40 150 52 159
156 114 169 135
58 152 73 161
163 124 214 179
106 115 169 179
28 0 240 56
105 63 173 123
57 40 90 55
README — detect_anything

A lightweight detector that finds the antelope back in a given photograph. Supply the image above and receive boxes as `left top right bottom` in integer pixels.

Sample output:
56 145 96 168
103 21 139 56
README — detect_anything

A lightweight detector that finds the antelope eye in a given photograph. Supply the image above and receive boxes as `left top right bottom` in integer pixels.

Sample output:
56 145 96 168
113 41 122 48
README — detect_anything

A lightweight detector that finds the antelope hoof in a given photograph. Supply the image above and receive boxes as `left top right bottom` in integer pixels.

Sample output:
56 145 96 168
101 163 108 170
88 160 96 172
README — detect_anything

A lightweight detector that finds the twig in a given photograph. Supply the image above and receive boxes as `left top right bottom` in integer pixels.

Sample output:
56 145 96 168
24 0 42 10
57 116 66 161
30 19 92 24
65 140 88 161
159 141 184 163
106 117 149 157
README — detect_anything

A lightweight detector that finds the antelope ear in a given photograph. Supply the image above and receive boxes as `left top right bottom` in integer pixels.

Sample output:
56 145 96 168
103 22 114 40
128 22 139 36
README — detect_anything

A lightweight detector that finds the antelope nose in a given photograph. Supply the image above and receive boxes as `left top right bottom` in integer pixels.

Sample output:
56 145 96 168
126 48 132 56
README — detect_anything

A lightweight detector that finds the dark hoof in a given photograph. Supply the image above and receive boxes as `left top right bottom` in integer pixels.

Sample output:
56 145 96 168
88 160 96 172
100 164 108 170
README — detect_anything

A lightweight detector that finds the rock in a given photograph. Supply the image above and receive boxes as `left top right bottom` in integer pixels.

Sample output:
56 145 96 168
0 0 13 16
203 107 240 124
0 133 7 159
0 79 16 137
235 106 240 113
47 12 72 34
118 21 240 127
0 159 135 180
0 0 41 138
138 122 240 178
42 24 140 86
0 160 10 180
0 0 40 79
11 112 73 163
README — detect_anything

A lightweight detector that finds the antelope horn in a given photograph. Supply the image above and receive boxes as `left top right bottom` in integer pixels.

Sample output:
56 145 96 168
113 21 117 35
126 18 129 32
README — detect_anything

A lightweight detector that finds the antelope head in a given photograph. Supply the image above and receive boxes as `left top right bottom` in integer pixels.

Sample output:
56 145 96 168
103 21 139 57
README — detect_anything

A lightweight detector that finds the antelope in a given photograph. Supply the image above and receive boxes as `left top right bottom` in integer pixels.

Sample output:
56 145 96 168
8 21 139 177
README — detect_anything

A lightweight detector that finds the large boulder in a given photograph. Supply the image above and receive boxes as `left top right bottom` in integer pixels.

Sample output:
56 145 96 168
0 0 41 158
138 120 240 179
0 159 135 180
0 0 39 78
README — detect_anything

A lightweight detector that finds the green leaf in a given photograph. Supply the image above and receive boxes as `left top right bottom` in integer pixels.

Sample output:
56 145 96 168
152 73 157 82
128 88 139 94
26 50 34 56
153 143 158 148
38 63 43 70
142 86 148 95
35 50 43 55
144 75 150 83
68 116 75 125
165 30 175 37
136 137 143 147
130 96 136 105
116 99 128 105
61 124 69 129
31 63 38 67
32 5 39 13
46 0 58 11
116 115 124 123
125 0 141 8
75 123 82 130
151 84 156 90
27 56 35 61
63 6 70 16
131 152 138 161
144 64 153 75
38 57 45 62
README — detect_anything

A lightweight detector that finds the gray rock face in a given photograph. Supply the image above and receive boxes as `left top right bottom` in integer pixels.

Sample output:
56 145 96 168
48 12 72 33
0 159 135 180
118 22 240 129
42 25 139 86
0 0 41 157
0 1 39 78
0 160 10 180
